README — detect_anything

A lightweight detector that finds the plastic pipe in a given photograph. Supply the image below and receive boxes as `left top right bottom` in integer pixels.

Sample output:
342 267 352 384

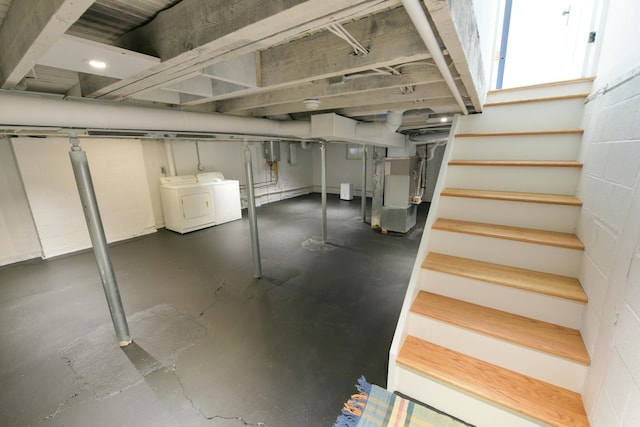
68 137 131 347
401 0 468 114
243 142 262 278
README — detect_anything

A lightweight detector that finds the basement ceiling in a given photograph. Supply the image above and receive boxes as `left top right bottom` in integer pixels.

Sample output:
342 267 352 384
0 0 483 134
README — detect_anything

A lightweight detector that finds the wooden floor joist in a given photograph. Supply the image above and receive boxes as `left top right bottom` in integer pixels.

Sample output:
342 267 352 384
432 218 585 250
411 291 589 364
397 336 590 427
422 252 588 302
440 188 583 206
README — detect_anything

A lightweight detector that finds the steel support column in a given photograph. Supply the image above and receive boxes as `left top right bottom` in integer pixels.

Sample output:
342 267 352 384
243 142 262 278
68 136 131 347
320 141 327 243
361 144 367 222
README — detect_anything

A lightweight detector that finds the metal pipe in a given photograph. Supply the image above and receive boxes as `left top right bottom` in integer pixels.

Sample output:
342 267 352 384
68 136 131 347
243 142 262 278
361 144 367 222
0 91 311 139
320 141 327 243
401 0 468 114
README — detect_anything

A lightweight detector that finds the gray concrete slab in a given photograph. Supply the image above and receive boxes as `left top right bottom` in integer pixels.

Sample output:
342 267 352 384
0 194 427 426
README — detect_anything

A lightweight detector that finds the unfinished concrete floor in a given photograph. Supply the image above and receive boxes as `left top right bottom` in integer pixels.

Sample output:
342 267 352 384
0 194 427 426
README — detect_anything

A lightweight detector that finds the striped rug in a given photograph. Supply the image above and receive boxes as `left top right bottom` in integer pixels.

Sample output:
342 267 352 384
334 377 472 427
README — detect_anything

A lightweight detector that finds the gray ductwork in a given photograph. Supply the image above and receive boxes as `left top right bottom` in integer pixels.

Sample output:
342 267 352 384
0 91 407 147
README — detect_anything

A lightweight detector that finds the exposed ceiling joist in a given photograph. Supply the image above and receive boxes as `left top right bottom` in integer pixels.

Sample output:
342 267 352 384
216 66 445 113
81 0 401 100
0 0 95 89
250 80 456 117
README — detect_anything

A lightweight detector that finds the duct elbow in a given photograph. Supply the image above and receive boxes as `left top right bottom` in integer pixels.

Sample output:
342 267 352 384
355 110 404 139
385 110 404 133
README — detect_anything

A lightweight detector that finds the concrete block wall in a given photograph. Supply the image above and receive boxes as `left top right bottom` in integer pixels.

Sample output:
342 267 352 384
578 70 640 426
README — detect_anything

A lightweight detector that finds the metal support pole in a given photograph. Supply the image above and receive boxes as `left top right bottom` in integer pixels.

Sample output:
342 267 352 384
68 136 131 347
361 144 367 222
320 141 327 244
243 142 262 278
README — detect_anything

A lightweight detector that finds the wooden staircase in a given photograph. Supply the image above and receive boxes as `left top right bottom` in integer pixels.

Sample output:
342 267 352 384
388 78 594 427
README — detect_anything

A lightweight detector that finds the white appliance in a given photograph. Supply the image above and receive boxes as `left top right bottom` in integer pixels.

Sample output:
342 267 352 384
197 172 242 225
340 183 354 200
160 173 241 234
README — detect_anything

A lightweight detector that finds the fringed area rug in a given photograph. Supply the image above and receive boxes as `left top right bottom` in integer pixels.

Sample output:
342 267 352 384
334 377 472 427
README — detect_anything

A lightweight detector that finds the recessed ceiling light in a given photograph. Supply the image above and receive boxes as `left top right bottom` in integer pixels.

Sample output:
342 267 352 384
440 117 448 123
87 59 107 69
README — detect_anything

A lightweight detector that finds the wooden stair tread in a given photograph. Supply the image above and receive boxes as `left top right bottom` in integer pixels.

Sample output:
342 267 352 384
484 93 590 107
455 129 584 138
397 336 589 427
440 187 582 206
448 160 582 167
411 291 589 364
487 77 595 94
432 218 584 250
423 253 587 302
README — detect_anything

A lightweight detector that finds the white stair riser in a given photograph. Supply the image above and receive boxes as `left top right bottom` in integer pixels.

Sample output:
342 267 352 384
452 134 582 161
458 98 585 133
438 196 580 233
430 229 583 277
393 366 546 427
407 314 587 392
445 166 581 194
421 269 585 329
486 81 593 104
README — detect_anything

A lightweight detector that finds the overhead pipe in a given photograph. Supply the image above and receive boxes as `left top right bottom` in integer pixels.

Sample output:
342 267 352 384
401 0 468 114
0 91 311 139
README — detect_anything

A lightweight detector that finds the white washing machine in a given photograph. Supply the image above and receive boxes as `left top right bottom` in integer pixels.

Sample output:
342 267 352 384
160 173 242 234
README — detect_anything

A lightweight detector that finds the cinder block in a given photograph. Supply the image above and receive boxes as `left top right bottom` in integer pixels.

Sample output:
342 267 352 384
615 306 640 385
605 141 640 187
580 254 609 319
603 352 634 420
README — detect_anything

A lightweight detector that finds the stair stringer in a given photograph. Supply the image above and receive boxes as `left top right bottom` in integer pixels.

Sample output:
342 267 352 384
387 115 460 389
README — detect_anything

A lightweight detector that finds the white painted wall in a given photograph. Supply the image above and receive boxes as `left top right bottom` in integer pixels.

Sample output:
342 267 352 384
311 142 374 196
11 137 156 259
577 1 640 424
0 138 41 265
171 140 314 207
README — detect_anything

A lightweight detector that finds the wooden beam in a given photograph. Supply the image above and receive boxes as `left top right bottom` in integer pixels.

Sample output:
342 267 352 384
216 67 445 113
338 97 460 117
250 81 455 116
423 0 484 111
259 6 431 88
0 0 95 89
82 0 401 100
